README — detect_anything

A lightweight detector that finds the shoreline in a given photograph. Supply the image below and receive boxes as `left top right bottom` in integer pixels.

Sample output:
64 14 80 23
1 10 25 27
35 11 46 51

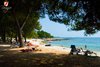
44 38 67 41
0 43 100 57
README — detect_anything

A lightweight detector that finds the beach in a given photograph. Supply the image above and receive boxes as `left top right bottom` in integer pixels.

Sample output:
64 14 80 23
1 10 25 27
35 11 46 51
0 43 100 57
35 46 70 54
12 46 100 56
0 44 100 67
7 45 70 55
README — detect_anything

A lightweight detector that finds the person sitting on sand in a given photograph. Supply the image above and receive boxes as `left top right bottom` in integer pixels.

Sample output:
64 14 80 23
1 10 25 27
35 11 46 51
27 41 39 50
20 42 35 52
20 41 41 52
27 42 33 46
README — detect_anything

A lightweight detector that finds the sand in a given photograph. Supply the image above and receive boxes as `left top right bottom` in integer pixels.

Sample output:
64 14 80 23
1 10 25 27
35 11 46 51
35 46 71 55
0 44 100 57
8 45 70 55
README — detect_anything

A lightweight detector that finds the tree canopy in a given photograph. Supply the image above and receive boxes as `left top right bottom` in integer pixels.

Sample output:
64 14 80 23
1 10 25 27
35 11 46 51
1 0 100 34
0 0 42 44
37 30 54 38
0 0 100 46
41 0 100 35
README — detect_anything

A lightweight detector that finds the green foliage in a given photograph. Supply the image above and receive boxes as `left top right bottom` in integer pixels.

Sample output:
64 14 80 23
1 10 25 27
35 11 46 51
22 12 42 38
25 30 38 38
41 0 100 35
0 0 42 42
37 30 54 38
0 0 100 42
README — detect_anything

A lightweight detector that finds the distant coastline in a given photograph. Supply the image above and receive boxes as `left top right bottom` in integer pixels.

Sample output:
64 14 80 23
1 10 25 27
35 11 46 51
44 38 69 41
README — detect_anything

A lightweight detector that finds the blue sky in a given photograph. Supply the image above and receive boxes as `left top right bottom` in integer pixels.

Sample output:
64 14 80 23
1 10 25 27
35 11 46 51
39 16 100 37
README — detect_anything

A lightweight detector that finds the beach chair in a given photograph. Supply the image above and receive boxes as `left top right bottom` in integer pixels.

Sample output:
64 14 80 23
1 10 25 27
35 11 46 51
70 45 80 55
10 41 19 48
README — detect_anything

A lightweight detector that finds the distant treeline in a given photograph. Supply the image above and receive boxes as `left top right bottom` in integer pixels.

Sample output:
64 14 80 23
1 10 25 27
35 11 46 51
37 30 54 38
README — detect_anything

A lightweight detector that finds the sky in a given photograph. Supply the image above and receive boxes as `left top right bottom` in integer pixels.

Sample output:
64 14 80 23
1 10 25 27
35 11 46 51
39 16 100 37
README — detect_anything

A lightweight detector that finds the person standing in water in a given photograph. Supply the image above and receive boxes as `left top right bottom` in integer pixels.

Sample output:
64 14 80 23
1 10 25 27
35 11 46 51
85 45 87 50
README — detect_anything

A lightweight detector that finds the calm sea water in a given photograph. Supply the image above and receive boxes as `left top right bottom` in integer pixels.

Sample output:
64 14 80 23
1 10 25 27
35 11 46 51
49 37 100 52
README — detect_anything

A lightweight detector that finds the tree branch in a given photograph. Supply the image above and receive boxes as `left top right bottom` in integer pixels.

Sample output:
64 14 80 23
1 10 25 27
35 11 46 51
20 8 32 31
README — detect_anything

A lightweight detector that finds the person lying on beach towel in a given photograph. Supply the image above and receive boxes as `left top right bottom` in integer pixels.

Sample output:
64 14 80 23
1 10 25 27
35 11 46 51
20 41 41 52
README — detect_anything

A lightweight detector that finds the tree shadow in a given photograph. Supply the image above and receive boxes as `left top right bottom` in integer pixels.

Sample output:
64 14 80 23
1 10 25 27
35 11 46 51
0 45 100 67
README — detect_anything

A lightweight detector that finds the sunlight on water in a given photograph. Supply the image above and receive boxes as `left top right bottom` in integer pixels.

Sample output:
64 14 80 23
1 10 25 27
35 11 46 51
50 37 100 52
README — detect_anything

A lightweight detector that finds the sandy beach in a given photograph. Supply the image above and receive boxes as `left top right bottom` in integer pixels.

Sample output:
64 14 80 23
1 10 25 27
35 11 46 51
33 46 71 55
0 44 100 67
0 44 100 57
8 45 70 55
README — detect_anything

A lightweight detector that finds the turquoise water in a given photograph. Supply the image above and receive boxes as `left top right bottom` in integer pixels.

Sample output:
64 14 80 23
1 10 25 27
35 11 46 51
49 37 100 52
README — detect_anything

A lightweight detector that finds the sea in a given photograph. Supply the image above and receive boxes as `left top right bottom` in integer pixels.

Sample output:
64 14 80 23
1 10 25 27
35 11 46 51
49 37 100 52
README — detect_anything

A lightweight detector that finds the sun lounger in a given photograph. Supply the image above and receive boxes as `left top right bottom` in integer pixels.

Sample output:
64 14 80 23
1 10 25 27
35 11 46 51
70 45 97 56
70 45 80 55
70 45 84 55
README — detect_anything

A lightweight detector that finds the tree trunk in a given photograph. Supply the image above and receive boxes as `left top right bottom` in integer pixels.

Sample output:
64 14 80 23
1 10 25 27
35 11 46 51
24 36 27 43
17 28 24 47
1 30 6 43
12 8 31 47
10 37 12 44
15 36 17 42
13 11 24 47
1 34 6 43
